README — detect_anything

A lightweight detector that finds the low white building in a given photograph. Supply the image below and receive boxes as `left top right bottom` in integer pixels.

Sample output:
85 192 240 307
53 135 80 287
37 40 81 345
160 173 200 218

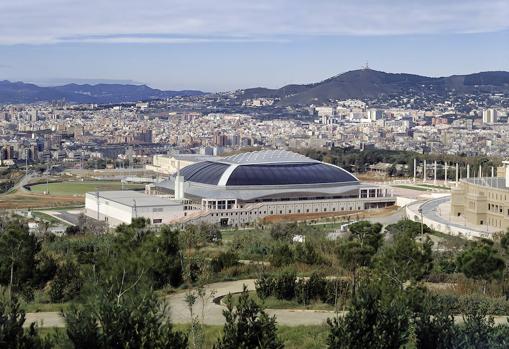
85 191 186 227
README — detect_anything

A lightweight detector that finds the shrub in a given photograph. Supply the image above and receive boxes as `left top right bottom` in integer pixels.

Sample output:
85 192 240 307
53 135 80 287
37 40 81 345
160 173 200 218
215 286 283 349
211 251 239 273
295 279 311 305
49 262 82 303
198 223 222 244
307 273 327 300
321 279 351 306
295 273 327 305
255 274 274 300
273 271 296 300
65 225 81 235
295 241 322 265
269 244 294 267
269 223 295 242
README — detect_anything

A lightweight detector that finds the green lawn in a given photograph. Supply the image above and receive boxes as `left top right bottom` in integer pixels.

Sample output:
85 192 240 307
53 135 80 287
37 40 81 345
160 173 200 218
220 228 262 243
393 185 430 192
31 211 66 224
229 291 335 311
38 325 330 349
29 181 145 196
174 324 329 349
417 184 451 190
23 301 72 313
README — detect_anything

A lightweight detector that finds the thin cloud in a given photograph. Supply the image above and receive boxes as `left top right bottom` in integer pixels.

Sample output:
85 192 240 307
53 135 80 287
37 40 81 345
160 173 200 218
0 0 508 45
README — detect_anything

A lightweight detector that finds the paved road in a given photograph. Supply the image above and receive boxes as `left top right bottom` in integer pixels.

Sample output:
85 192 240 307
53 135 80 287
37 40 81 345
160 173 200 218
366 206 406 226
418 196 493 234
1 171 36 195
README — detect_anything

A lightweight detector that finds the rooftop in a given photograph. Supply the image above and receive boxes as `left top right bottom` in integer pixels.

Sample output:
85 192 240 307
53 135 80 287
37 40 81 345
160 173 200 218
220 150 315 165
88 190 183 207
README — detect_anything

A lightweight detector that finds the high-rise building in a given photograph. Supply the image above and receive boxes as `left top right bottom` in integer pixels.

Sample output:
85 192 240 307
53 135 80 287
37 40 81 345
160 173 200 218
367 109 383 121
482 109 498 124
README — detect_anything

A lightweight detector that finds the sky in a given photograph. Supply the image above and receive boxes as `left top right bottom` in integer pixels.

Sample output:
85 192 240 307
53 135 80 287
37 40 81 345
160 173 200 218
0 0 508 91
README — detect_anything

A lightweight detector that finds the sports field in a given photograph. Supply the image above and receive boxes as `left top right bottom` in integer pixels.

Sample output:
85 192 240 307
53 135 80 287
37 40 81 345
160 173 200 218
29 181 145 195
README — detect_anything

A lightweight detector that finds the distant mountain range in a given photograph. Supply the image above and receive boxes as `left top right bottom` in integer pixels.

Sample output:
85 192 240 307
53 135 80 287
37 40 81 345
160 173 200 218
241 69 509 105
2 69 509 105
0 80 205 104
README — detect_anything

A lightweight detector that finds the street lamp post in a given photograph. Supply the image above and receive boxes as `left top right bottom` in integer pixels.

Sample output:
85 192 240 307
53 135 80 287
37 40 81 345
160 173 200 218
418 207 424 235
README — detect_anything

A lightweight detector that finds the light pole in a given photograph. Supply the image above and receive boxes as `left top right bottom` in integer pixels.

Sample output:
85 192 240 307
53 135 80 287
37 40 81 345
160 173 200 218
25 148 28 177
418 207 424 235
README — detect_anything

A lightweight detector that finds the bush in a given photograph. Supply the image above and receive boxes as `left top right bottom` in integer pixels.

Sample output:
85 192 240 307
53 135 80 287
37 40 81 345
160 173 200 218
65 225 81 235
295 241 322 265
211 251 239 273
49 262 82 303
269 244 294 267
255 274 274 300
215 286 283 349
430 293 509 316
295 273 327 305
307 273 327 300
321 279 351 306
231 234 270 260
295 279 310 305
269 223 295 242
273 271 296 300
198 223 222 244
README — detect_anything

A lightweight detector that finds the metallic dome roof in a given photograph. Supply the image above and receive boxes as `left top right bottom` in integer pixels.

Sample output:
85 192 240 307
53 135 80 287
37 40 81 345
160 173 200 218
176 150 358 187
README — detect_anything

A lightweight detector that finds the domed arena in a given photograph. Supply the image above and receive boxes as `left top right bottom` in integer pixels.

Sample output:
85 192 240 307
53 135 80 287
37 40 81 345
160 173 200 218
154 150 395 226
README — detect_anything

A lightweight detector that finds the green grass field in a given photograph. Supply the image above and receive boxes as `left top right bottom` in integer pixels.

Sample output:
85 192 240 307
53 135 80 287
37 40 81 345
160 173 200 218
393 184 430 192
29 181 145 196
39 325 330 349
417 184 451 190
31 211 66 224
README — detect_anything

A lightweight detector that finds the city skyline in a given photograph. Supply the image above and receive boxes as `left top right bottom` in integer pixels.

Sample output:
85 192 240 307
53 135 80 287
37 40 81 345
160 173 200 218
0 0 509 91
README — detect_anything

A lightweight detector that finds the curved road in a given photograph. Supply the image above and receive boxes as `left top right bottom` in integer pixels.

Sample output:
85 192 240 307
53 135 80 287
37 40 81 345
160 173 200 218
25 279 335 328
414 195 493 235
23 277 509 328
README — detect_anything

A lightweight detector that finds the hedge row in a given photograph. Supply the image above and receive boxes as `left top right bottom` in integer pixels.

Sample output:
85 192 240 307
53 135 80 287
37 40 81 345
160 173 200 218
255 272 350 306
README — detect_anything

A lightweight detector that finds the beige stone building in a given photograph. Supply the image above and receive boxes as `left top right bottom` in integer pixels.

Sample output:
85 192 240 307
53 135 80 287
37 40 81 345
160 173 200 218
146 154 219 175
451 162 509 231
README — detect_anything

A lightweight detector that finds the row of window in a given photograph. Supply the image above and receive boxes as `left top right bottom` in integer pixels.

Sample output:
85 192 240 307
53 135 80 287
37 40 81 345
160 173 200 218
488 192 508 201
209 205 362 217
487 203 509 216
251 194 358 203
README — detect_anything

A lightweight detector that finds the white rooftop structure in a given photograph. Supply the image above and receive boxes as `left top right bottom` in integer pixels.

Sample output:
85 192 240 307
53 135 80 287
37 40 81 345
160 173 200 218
222 150 314 164
85 190 185 227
